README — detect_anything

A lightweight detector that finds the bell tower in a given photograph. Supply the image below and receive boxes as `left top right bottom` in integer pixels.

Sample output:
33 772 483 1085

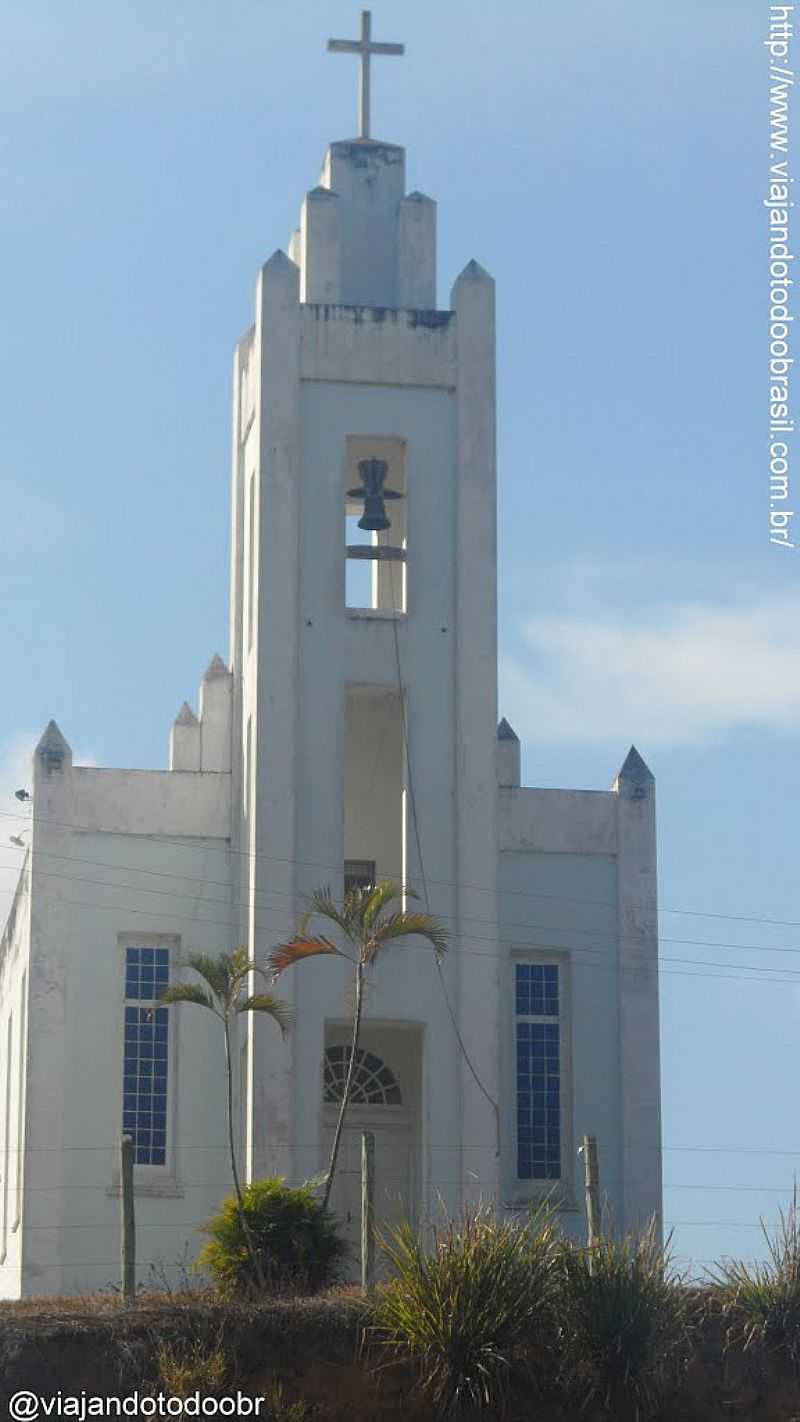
228 12 500 1221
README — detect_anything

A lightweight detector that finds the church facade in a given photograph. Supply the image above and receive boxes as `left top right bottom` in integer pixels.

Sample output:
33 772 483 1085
0 66 661 1298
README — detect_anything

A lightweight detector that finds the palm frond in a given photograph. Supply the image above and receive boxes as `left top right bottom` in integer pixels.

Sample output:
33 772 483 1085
224 947 272 992
158 983 217 1012
370 911 448 959
267 936 341 978
237 993 293 1035
342 882 370 921
227 946 252 981
301 886 357 940
361 879 406 930
178 953 232 1001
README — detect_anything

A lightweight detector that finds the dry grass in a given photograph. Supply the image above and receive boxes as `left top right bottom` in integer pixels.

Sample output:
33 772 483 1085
0 1282 361 1322
0 1287 213 1321
157 1334 228 1397
0 1284 370 1415
2 1279 800 1420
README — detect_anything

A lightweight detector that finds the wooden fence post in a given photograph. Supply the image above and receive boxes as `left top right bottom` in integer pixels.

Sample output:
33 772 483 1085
121 1134 135 1306
361 1130 375 1294
582 1134 601 1248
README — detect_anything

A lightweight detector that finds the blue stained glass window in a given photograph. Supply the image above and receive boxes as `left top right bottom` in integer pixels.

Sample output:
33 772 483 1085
515 963 561 1182
123 947 169 1165
515 962 561 1020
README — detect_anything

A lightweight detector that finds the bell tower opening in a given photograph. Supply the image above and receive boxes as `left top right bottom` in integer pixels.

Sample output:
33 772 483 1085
344 858 377 894
344 686 403 891
344 435 406 615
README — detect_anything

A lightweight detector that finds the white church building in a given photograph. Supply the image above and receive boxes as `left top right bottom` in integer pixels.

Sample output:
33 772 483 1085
0 15 661 1297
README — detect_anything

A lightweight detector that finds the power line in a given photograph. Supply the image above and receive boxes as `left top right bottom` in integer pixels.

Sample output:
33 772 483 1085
387 558 501 1137
1 836 798 969
4 846 800 966
2 805 797 932
666 1221 786 1229
664 1182 800 1192
0 806 620 913
6 880 800 988
14 1177 799 1193
11 1214 799 1232
0 1238 779 1270
665 1144 800 1156
4 1140 800 1155
8 854 800 978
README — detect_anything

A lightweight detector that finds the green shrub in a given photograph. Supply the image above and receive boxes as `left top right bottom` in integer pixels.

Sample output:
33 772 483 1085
197 1177 349 1297
712 1204 800 1372
371 1202 561 1419
559 1224 691 1420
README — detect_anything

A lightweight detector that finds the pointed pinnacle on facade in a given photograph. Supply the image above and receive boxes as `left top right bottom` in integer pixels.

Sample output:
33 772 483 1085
452 257 494 288
35 719 72 771
173 702 199 727
497 717 519 742
203 654 230 681
612 745 655 796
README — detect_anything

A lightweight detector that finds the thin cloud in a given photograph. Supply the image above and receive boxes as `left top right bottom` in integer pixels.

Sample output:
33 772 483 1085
501 595 800 749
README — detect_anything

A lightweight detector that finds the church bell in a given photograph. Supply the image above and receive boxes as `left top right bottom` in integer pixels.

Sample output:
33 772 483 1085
348 457 403 531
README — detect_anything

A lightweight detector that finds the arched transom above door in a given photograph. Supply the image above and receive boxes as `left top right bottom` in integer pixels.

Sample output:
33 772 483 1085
323 1046 402 1105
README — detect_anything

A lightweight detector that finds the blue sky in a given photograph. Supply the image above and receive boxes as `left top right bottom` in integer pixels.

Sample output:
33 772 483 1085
1 0 797 1273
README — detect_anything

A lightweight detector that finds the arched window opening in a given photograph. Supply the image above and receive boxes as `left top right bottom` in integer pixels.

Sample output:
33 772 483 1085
323 1046 402 1105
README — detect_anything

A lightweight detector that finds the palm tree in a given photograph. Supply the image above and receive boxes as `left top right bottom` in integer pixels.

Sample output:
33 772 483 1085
159 948 291 1290
269 881 447 1213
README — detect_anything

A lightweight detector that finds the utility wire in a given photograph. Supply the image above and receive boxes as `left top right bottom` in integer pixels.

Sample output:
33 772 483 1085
2 807 797 932
7 1215 798 1231
6 846 800 965
7 880 800 988
386 561 501 1143
12 847 800 958
4 834 800 972
13 1177 800 1192
0 807 622 911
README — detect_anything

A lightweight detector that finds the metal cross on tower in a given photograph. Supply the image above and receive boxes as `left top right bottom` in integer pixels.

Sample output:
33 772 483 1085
327 10 404 141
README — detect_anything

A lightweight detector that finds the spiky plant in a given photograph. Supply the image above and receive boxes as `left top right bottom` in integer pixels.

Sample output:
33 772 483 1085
712 1203 800 1373
559 1223 691 1420
371 1202 562 1419
159 948 291 1290
269 881 447 1211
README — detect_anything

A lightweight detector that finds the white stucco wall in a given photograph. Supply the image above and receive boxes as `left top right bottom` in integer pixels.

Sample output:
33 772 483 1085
289 373 465 1218
228 138 503 1230
0 125 662 1298
0 860 30 1299
344 689 403 881
498 844 621 1237
226 134 661 1250
497 774 661 1238
12 729 238 1297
